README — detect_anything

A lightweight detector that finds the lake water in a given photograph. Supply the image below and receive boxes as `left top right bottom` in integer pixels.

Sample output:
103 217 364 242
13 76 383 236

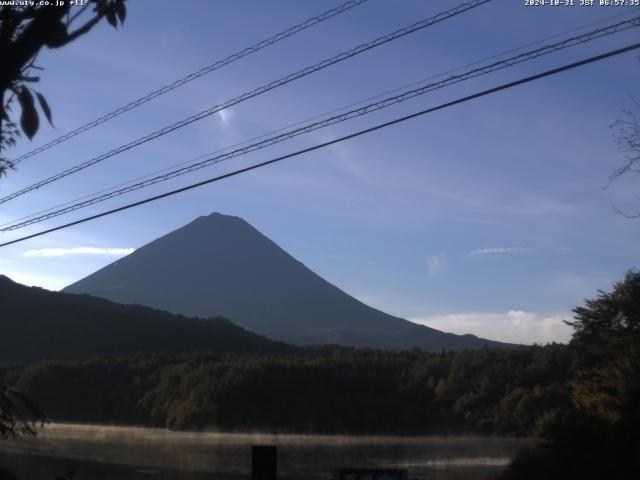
0 424 529 480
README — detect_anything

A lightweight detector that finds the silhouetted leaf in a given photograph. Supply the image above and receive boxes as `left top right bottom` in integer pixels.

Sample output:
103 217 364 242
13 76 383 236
18 88 39 140
105 9 117 28
115 0 126 24
35 92 53 126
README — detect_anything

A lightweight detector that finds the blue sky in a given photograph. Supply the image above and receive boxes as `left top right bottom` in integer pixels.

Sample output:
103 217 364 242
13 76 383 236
1 0 639 344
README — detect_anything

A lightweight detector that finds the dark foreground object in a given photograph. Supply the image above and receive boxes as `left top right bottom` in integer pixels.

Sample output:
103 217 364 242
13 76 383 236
253 445 277 480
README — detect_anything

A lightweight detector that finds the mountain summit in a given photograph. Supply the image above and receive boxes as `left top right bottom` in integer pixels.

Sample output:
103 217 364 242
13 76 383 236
64 213 511 350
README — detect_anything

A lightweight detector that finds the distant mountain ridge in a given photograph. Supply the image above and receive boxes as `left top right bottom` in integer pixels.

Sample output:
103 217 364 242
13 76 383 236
64 213 513 351
0 275 294 363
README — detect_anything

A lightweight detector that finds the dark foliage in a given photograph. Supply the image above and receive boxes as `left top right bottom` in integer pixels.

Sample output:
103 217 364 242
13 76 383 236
0 0 126 174
1 343 572 435
0 384 45 439
500 271 640 480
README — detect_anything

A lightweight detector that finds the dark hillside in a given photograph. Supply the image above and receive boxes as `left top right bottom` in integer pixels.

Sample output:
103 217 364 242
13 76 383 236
0 275 295 363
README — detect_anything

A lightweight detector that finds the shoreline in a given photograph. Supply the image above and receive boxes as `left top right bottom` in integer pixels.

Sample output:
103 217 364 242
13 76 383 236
25 422 531 445
0 425 528 480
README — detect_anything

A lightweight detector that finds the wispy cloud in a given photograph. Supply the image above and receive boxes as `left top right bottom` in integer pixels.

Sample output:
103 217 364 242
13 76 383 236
24 247 135 258
427 253 447 276
217 108 233 126
465 246 528 257
410 310 573 344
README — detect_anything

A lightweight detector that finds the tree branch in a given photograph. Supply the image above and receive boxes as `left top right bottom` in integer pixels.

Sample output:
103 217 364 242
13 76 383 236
54 12 103 48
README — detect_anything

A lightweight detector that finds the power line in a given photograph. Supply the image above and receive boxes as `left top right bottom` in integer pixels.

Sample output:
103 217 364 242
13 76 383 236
3 15 638 232
0 0 493 206
2 41 638 249
4 7 635 231
10 0 370 165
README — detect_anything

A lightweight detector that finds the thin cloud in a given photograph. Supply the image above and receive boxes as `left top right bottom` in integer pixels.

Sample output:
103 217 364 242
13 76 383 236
24 247 135 258
217 108 233 126
427 253 447 276
465 246 528 257
410 310 573 344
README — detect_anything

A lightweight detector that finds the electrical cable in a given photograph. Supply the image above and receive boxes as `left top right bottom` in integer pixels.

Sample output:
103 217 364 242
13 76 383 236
0 0 493 206
3 7 636 230
10 0 370 165
3 15 638 232
2 41 637 248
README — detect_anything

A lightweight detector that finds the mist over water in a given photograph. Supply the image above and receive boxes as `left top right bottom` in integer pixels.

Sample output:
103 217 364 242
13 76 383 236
0 424 529 480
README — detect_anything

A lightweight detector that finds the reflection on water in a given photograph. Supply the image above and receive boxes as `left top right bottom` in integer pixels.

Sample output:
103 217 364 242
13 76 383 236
0 424 529 480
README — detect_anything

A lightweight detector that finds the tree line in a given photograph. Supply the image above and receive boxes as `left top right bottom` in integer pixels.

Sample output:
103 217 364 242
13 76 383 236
1 343 572 436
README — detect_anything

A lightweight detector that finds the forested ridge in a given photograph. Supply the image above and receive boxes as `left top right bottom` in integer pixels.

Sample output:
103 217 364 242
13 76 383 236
0 275 296 363
1 344 572 435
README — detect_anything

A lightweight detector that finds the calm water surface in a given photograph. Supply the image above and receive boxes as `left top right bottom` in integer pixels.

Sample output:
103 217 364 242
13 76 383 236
0 424 529 480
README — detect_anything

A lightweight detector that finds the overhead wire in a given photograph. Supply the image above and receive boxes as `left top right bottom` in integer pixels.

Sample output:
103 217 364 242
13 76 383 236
2 15 638 232
1 41 638 248
3 7 636 231
10 0 370 165
0 0 493 206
